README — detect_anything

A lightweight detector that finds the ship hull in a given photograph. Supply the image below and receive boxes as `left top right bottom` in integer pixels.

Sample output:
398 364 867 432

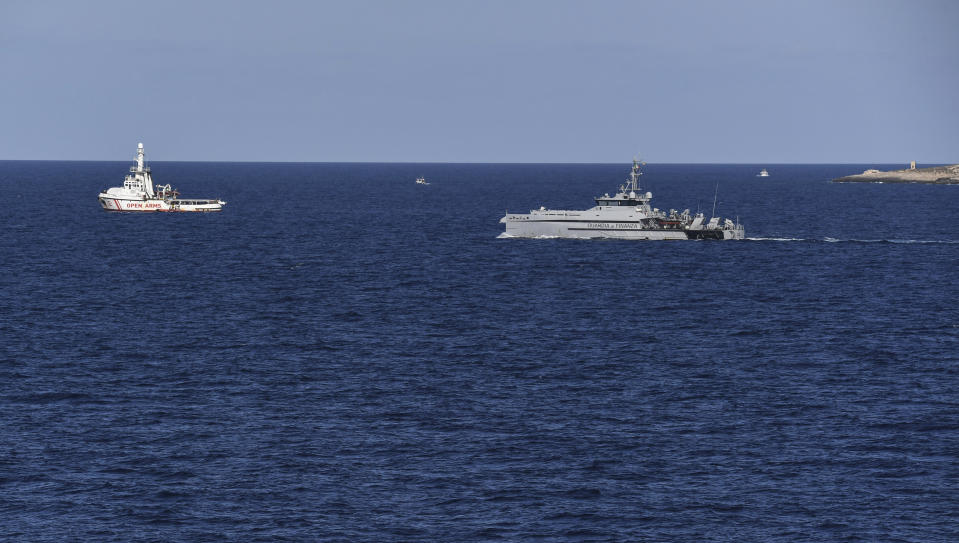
501 218 742 240
503 219 680 240
98 195 223 212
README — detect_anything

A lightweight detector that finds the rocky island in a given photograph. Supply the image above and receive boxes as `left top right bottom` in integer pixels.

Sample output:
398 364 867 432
834 162 959 184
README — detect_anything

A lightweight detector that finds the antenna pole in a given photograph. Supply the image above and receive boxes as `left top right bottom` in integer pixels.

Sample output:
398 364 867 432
711 183 718 218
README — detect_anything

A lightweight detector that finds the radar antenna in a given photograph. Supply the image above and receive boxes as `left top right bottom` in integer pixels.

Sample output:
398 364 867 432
711 182 719 218
628 155 646 192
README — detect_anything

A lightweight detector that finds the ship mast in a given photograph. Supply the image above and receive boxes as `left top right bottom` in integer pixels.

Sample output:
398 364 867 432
136 142 145 172
629 159 639 191
134 142 155 197
627 157 646 192
711 183 718 218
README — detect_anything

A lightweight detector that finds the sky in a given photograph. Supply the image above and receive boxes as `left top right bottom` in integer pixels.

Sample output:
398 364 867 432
1 0 957 163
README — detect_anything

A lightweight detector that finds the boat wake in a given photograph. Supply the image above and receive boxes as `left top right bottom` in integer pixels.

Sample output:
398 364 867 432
825 238 959 244
497 233 561 239
747 237 959 244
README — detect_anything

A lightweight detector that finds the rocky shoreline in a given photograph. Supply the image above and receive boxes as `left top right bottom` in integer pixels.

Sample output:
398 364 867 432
834 164 959 184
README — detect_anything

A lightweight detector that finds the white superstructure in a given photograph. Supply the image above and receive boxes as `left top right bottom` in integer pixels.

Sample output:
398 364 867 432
98 143 225 212
758 168 770 177
500 159 744 240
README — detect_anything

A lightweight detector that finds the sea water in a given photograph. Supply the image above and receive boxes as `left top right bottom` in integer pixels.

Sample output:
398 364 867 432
1 161 957 541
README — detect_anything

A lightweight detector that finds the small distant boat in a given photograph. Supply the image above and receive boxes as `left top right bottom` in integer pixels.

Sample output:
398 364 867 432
758 168 770 177
415 177 429 185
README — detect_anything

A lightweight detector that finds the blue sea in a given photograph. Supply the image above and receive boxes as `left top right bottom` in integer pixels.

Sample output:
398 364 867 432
1 161 957 541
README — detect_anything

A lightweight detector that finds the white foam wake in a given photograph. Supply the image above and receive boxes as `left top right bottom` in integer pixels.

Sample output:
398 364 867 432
826 238 959 244
748 237 959 244
496 233 561 239
886 239 959 244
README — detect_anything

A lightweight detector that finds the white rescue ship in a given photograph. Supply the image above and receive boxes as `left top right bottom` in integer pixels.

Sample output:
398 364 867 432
98 143 225 212
500 158 744 240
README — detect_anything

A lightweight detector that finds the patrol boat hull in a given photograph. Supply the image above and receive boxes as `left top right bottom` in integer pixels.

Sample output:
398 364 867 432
501 216 689 239
501 218 735 239
500 159 744 240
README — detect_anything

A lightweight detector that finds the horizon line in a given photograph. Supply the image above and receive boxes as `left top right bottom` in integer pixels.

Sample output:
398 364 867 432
0 158 951 166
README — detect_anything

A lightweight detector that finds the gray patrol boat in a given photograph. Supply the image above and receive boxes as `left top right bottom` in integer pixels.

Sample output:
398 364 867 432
500 159 744 240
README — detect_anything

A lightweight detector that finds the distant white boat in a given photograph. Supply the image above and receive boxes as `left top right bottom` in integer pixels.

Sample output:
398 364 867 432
415 177 429 185
758 168 770 177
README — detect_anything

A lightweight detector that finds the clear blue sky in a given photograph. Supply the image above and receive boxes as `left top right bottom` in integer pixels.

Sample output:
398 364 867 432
1 0 957 163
